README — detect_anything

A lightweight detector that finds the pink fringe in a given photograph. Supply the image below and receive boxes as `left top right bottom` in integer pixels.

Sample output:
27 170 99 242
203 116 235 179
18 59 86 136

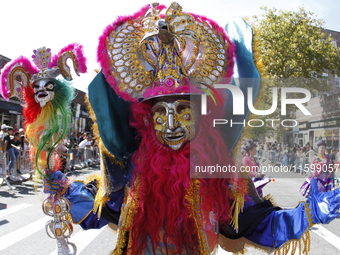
0 56 39 100
50 43 87 73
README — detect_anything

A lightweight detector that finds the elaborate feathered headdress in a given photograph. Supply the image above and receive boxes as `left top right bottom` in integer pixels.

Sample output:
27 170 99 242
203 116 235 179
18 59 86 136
0 43 87 100
89 2 262 159
97 2 235 102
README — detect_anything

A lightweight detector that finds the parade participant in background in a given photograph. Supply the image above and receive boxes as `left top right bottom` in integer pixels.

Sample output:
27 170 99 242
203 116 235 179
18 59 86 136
0 43 87 254
300 139 334 197
1 44 86 177
78 135 93 166
241 139 271 198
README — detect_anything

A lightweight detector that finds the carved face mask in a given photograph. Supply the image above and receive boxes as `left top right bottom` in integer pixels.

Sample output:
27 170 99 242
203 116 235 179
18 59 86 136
152 98 197 150
33 79 55 107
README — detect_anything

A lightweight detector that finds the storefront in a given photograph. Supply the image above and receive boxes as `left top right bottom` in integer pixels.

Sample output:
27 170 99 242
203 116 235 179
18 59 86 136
0 99 23 128
293 118 340 149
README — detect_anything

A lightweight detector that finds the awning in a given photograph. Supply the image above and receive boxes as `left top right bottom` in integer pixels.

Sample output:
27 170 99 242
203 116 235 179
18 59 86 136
0 101 23 114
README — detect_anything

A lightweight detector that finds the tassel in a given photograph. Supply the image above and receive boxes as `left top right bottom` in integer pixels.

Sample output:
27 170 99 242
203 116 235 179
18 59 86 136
272 230 311 255
263 194 279 207
229 191 245 231
110 176 141 255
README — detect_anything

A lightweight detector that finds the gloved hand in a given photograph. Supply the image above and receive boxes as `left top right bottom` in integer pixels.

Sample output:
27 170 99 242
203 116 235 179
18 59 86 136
308 178 340 224
43 170 69 195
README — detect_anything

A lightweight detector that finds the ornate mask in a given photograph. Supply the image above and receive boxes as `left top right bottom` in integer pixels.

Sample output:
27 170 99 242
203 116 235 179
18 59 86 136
33 79 55 107
152 97 197 150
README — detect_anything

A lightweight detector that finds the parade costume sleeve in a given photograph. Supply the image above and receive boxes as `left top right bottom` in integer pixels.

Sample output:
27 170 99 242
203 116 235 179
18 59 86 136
65 181 109 229
88 71 138 161
48 71 138 231
55 154 134 230
63 178 126 230
44 167 127 230
246 202 310 248
220 178 340 253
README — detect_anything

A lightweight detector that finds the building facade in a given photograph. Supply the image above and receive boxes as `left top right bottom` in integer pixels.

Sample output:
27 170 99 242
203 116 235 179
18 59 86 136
293 29 340 149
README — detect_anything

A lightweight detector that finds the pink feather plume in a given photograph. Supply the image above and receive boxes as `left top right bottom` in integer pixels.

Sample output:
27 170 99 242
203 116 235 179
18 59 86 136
0 56 39 100
97 4 153 102
50 43 87 73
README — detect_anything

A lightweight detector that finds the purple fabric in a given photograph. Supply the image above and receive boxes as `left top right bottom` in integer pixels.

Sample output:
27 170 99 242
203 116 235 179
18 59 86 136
79 188 125 229
245 203 310 249
300 177 333 197
106 188 125 213
244 211 275 247
272 203 309 248
308 178 340 224
80 212 110 230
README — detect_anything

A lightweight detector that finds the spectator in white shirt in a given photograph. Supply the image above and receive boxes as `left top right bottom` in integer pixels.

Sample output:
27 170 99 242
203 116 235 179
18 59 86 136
78 136 93 165
79 136 93 149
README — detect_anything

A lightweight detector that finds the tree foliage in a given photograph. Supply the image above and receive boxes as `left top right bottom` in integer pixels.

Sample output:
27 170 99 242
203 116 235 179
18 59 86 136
246 7 340 143
253 6 340 91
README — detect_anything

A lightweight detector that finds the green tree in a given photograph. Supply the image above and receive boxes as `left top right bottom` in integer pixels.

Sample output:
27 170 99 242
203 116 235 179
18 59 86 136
254 6 340 83
248 7 340 143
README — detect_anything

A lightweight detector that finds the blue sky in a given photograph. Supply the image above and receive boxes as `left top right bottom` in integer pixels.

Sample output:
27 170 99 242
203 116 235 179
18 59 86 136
1 0 339 92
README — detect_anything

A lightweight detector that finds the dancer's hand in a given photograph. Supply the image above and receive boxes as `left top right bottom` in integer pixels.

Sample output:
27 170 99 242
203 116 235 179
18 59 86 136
43 171 69 195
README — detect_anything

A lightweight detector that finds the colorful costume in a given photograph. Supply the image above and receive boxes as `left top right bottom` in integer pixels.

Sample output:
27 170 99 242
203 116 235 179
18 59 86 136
2 2 340 255
0 44 87 254
241 139 271 198
63 3 339 255
300 140 333 197
241 139 261 179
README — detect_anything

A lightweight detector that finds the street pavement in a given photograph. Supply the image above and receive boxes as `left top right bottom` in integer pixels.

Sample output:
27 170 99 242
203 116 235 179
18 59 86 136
0 166 340 255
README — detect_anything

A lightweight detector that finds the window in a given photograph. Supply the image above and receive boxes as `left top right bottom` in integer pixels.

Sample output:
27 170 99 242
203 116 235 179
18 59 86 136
332 40 338 48
335 75 340 87
322 72 329 85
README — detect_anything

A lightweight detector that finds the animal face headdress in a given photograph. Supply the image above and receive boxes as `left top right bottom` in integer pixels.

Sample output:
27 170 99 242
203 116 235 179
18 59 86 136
97 2 235 102
1 43 87 106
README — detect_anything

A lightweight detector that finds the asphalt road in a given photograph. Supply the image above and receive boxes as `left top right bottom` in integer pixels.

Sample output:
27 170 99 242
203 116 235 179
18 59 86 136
0 167 339 255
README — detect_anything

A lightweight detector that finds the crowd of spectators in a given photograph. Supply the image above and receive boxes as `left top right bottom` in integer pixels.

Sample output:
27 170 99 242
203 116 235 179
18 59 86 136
59 131 98 172
0 124 30 181
1 123 98 181
256 140 340 174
